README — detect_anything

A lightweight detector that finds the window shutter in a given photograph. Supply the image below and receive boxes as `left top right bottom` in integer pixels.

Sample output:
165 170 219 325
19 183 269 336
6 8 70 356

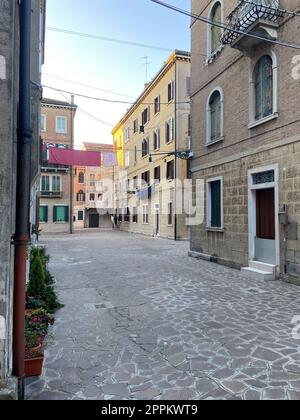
45 206 48 223
65 206 69 223
53 206 57 222
210 181 221 228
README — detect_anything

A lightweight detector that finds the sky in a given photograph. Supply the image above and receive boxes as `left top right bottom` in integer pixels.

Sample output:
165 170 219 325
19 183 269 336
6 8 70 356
42 0 191 147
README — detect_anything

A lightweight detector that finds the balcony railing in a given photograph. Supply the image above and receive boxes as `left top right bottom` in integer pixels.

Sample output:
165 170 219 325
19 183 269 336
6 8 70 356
40 191 63 198
221 1 283 49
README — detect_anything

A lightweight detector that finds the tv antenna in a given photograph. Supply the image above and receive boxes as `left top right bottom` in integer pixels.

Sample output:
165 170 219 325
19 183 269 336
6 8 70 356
141 56 151 84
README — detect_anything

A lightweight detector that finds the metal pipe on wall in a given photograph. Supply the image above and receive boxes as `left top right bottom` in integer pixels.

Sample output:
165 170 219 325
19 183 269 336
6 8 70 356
13 0 32 400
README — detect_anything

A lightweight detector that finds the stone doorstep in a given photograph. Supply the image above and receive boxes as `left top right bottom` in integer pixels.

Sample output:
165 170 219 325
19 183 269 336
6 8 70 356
241 267 275 281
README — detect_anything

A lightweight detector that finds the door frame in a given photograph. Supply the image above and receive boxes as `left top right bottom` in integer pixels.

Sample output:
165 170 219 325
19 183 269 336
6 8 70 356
248 164 280 268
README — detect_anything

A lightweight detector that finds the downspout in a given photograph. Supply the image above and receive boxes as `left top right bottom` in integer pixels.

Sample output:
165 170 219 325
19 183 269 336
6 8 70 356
70 95 75 234
13 0 32 400
174 60 178 241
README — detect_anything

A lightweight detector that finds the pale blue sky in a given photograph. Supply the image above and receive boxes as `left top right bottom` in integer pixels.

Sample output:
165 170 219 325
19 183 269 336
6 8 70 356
42 0 191 145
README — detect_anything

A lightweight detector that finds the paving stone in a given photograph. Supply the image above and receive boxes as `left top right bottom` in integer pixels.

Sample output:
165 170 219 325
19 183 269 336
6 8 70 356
102 384 130 398
161 389 197 400
252 347 282 362
263 388 287 400
221 380 248 395
244 389 261 400
287 389 300 400
133 387 161 400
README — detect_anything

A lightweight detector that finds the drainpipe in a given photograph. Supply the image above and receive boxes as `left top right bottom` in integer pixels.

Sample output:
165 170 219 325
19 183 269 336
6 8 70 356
70 95 75 234
174 60 178 241
12 0 32 400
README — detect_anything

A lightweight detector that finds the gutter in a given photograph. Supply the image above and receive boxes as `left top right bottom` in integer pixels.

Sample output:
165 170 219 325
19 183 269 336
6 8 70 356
12 0 32 400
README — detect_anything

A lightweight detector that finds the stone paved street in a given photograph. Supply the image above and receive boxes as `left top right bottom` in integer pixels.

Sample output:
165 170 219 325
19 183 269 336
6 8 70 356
26 231 300 400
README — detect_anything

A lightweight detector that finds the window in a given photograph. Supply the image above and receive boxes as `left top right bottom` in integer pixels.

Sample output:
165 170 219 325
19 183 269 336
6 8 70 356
41 175 50 192
41 175 61 193
166 160 174 181
207 89 223 143
154 166 161 183
98 193 103 201
142 205 149 224
210 92 221 140
134 145 137 163
207 178 223 229
40 114 46 132
153 129 160 150
133 176 139 189
142 171 150 186
168 202 173 226
133 207 138 223
90 174 95 187
142 106 150 125
209 2 222 55
56 116 67 134
52 176 61 192
39 206 48 223
78 211 84 221
168 81 175 102
90 193 95 201
124 207 130 223
53 206 69 223
77 190 85 202
142 138 149 158
254 55 273 121
125 127 130 142
165 118 174 143
78 172 85 184
125 150 130 167
154 95 161 114
133 118 138 134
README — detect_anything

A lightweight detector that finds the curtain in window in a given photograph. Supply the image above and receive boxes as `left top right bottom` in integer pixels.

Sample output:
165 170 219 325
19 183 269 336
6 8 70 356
210 91 221 141
255 55 273 120
211 3 222 53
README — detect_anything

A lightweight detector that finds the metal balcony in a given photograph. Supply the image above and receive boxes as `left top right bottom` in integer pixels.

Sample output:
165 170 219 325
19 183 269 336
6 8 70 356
221 1 283 50
40 191 63 198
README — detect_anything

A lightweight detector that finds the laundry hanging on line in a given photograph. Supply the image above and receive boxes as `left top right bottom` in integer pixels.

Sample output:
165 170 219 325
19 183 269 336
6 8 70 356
48 147 101 167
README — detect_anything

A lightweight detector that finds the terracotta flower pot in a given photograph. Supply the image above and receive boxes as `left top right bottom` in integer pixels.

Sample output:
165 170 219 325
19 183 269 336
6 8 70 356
25 355 44 378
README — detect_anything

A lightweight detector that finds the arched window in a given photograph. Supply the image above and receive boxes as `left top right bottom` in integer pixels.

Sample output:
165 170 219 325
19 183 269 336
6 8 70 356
208 1 222 56
78 172 84 184
77 190 85 202
207 88 224 143
254 55 273 121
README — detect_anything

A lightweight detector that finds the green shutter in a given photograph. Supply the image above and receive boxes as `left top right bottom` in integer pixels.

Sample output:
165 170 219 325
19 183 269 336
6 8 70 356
210 181 221 228
53 206 57 222
39 206 48 223
45 206 48 223
65 206 69 223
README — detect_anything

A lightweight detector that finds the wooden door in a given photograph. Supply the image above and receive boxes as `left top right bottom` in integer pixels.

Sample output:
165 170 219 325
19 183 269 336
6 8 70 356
256 188 275 240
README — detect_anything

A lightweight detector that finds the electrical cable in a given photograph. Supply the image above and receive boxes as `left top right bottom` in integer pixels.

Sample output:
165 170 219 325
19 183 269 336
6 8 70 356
43 74 136 99
150 0 300 50
47 26 173 53
42 84 191 105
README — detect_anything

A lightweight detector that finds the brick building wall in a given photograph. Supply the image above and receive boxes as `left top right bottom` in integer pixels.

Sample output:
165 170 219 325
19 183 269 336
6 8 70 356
190 0 300 283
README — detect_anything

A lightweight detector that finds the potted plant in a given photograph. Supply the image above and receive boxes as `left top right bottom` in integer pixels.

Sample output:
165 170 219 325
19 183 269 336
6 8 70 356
24 332 44 377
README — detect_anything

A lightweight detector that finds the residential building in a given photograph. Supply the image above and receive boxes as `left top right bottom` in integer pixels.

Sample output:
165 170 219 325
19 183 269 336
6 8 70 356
39 98 77 234
74 143 115 230
190 0 300 283
112 50 191 240
0 0 46 397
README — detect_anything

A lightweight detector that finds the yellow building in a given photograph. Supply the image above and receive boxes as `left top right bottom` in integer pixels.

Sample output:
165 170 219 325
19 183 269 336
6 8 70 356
112 50 191 240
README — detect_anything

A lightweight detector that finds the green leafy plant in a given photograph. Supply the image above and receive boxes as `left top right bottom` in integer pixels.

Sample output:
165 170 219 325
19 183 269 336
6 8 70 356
27 254 46 297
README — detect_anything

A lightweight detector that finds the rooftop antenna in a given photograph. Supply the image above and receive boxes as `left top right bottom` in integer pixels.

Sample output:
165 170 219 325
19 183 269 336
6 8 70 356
141 56 151 84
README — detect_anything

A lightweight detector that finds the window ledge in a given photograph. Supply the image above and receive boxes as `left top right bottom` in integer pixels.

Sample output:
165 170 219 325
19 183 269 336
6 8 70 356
206 227 225 233
248 113 278 129
206 136 224 147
